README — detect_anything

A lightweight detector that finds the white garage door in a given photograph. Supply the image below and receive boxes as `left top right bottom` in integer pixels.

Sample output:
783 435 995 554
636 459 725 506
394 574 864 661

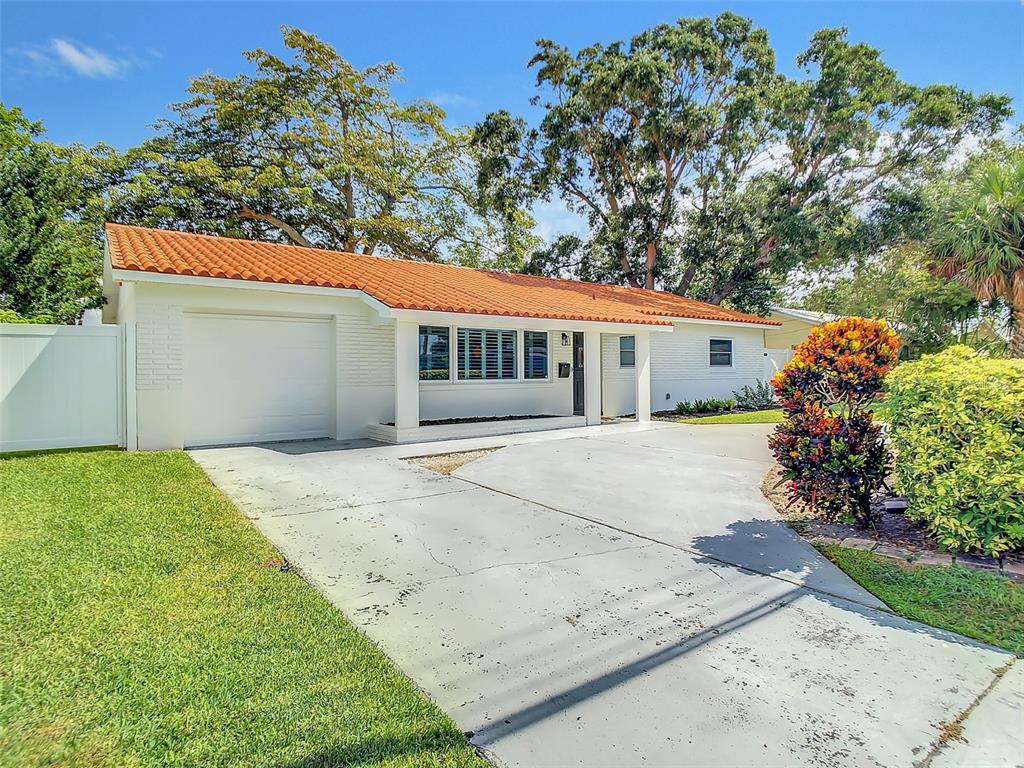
183 314 332 447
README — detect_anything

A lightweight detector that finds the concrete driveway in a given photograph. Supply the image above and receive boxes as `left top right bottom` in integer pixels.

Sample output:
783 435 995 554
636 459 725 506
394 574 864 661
191 422 1021 768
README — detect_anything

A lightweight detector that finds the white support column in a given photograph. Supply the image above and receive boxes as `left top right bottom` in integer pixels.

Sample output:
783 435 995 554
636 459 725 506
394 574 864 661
583 328 602 426
635 330 651 422
394 320 420 431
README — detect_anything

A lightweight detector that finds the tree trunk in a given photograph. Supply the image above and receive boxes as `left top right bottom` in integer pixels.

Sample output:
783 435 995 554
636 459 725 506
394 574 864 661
237 207 313 248
644 242 657 290
1011 305 1024 358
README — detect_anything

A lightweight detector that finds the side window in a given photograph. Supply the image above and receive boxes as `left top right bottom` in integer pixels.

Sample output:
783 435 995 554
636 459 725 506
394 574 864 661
709 338 733 367
419 326 450 380
619 335 636 368
523 331 548 379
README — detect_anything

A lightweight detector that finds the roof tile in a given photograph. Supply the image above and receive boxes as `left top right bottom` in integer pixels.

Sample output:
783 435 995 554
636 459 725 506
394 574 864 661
105 224 778 327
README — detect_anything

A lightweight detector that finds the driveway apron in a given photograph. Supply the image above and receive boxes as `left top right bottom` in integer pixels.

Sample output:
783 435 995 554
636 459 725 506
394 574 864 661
191 423 1019 768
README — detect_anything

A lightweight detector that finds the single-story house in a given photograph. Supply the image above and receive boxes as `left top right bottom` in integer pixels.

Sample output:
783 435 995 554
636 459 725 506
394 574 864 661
102 224 779 449
762 306 839 377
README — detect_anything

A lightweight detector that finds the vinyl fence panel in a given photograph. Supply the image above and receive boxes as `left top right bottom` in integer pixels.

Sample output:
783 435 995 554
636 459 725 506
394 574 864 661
0 324 123 452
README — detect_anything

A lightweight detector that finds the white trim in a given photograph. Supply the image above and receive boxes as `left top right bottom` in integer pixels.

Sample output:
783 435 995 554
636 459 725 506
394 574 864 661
368 415 586 445
393 308 674 333
111 268 392 316
652 315 778 329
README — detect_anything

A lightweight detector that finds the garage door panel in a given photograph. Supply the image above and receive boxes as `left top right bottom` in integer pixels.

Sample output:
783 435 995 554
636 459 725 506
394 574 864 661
184 314 332 447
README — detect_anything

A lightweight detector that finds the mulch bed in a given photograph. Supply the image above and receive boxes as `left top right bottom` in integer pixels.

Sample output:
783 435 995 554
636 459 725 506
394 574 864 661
761 466 1024 580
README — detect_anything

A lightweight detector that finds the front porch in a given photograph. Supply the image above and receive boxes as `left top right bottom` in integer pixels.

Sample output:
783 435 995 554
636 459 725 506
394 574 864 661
373 318 657 445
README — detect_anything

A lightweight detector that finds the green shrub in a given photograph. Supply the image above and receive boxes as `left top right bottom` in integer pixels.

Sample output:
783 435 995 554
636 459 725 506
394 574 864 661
675 398 735 415
0 309 56 324
733 380 776 410
885 346 1024 557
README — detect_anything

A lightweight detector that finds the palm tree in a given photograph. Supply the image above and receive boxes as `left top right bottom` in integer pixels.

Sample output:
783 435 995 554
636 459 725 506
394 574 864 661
932 154 1024 357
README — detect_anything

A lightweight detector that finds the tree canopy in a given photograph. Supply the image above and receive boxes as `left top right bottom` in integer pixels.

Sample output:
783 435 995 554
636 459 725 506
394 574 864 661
475 15 1012 311
930 148 1024 357
116 27 534 267
0 104 106 323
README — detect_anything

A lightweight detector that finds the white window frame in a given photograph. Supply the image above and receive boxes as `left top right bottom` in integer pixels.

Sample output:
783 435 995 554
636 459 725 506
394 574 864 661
709 337 734 368
619 335 636 368
418 325 451 382
523 330 550 380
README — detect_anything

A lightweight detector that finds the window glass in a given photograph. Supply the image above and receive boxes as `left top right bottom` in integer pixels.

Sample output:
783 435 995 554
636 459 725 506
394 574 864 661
418 326 449 380
619 335 636 368
523 331 548 379
457 328 517 379
709 338 733 367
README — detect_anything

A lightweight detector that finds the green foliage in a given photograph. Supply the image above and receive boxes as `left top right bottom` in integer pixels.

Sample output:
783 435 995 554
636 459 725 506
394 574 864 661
732 380 777 410
114 27 534 267
0 449 486 767
802 243 1004 359
885 346 1024 557
929 149 1024 357
0 308 54 324
0 104 108 323
817 544 1024 655
769 318 900 526
675 398 736 415
475 17 1010 310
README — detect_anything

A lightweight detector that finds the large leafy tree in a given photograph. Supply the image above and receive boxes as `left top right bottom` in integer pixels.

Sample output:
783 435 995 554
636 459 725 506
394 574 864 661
801 243 1002 359
117 27 533 266
475 16 1011 310
0 104 107 323
931 151 1024 357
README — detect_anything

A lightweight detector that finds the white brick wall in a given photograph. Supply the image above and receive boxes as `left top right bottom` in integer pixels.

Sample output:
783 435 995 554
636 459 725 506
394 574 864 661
135 303 183 391
336 314 395 386
650 323 765 405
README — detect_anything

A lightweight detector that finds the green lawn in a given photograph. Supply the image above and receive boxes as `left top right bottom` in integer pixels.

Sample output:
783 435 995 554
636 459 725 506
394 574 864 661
0 450 486 768
817 544 1024 655
678 408 784 425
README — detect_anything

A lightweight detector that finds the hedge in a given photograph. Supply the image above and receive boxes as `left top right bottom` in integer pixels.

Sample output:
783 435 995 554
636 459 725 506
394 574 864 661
885 346 1024 557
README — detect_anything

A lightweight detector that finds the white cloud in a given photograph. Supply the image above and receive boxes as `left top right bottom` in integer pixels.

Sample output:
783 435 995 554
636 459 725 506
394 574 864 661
429 91 476 108
531 198 588 244
5 38 133 79
50 38 129 78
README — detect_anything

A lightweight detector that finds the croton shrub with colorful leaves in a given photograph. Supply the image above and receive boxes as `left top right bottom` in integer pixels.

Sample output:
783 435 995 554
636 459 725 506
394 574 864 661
885 346 1024 558
768 317 901 527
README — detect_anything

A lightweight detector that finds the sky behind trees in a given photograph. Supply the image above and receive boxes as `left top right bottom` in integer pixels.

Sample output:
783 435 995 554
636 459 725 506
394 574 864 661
3 1 1021 150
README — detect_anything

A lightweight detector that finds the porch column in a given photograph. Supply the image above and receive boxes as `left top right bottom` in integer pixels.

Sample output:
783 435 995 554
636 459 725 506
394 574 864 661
635 330 651 422
584 328 602 426
394 320 420 431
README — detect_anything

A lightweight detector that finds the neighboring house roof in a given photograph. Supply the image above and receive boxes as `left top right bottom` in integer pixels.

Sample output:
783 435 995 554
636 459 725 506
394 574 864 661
769 306 840 325
105 224 778 328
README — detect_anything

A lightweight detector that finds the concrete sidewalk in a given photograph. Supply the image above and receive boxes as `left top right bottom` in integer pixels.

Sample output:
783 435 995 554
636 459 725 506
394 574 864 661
191 422 1020 768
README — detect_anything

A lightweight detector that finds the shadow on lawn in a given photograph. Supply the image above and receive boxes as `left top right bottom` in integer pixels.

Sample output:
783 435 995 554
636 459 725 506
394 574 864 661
689 518 1003 653
277 725 479 768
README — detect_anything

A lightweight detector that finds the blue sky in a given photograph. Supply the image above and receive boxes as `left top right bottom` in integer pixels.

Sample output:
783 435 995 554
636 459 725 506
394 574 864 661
3 1 1022 151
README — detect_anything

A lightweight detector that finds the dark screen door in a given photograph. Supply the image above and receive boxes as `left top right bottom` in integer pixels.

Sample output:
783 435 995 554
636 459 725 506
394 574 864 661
572 332 585 416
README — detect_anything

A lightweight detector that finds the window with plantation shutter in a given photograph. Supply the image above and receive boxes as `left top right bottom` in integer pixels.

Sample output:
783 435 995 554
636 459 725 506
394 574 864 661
418 326 450 380
523 331 548 379
457 328 517 380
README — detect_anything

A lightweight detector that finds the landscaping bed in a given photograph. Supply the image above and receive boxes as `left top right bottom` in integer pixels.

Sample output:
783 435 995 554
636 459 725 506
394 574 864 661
0 449 486 768
762 466 1024 580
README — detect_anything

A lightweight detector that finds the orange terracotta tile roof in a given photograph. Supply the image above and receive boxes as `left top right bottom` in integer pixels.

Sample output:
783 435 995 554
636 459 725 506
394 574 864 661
105 224 778 328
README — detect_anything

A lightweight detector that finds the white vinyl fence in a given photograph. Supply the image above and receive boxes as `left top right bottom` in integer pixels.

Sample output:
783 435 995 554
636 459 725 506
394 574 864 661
763 348 795 382
0 324 124 453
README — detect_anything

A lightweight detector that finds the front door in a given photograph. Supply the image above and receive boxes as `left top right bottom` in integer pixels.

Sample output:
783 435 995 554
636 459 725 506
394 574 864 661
572 332 585 416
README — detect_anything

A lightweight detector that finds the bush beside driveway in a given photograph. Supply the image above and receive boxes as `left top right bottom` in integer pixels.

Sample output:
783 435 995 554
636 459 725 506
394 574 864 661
0 449 485 768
